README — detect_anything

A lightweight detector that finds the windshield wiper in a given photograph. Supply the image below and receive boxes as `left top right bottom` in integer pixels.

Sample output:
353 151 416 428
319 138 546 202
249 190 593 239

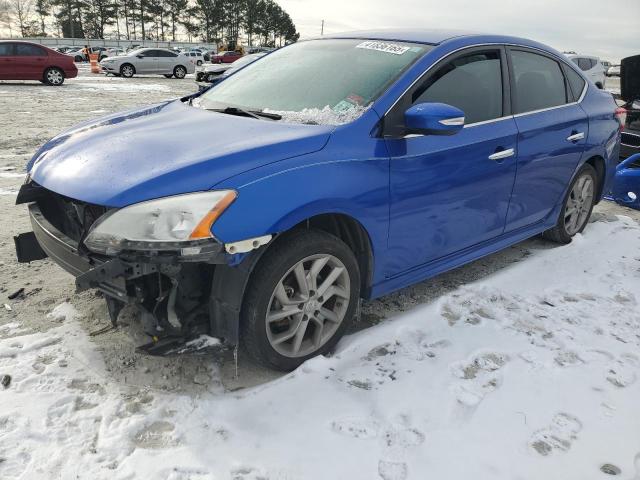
205 106 282 121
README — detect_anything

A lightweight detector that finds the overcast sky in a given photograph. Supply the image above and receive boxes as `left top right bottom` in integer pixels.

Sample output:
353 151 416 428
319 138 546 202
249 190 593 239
279 0 638 62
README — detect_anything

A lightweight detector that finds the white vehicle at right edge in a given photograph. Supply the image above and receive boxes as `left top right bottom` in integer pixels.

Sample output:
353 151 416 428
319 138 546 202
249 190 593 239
565 54 606 89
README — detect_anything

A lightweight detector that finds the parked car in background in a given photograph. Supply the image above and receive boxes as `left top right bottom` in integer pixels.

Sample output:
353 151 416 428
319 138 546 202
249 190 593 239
0 40 77 85
99 48 195 78
183 51 205 66
211 50 243 63
53 45 76 53
607 65 621 77
196 52 265 90
566 54 606 88
15 31 623 370
66 47 86 62
195 62 233 83
616 54 640 161
247 47 274 54
106 47 125 57
188 48 210 62
90 46 112 61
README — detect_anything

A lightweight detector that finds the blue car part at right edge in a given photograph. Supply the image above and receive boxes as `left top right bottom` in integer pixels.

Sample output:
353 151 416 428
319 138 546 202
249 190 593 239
610 154 640 210
609 54 640 210
14 30 623 371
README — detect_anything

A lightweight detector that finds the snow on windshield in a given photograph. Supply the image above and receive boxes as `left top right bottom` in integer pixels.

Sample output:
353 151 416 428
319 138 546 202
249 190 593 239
263 104 370 126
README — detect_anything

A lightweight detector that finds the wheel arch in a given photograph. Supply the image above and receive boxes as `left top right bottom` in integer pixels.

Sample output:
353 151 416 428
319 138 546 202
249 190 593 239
584 155 606 202
208 211 375 346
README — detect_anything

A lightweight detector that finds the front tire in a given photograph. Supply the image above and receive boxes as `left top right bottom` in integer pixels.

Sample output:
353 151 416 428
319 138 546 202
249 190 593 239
120 63 135 78
173 65 187 79
241 230 360 371
543 163 597 243
197 60 203 66
43 67 64 86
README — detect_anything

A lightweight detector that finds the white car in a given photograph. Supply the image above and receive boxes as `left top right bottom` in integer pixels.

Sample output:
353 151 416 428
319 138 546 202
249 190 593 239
183 51 205 66
99 48 195 78
607 65 621 77
565 54 606 89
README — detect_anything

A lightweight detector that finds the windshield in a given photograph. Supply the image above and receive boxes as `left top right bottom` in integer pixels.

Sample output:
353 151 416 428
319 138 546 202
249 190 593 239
196 39 430 125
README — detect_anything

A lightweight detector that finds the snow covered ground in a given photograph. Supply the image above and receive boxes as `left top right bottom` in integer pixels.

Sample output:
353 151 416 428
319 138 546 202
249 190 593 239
1 67 639 480
1 212 639 480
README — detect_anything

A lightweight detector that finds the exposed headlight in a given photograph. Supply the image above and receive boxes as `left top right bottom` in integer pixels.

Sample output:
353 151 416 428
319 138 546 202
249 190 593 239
84 190 236 255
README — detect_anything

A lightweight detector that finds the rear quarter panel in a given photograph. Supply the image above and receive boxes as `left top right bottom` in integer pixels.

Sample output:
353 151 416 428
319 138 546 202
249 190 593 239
578 87 621 196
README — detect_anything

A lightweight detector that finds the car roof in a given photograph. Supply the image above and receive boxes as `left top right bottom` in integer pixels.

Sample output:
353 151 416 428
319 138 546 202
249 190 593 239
322 28 478 45
318 28 563 53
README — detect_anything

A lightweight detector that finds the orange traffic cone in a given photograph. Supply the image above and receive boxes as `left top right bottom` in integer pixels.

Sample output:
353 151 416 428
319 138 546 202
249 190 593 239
89 53 100 74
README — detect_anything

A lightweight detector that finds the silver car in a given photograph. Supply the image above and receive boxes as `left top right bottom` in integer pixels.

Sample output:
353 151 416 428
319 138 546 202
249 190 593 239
100 48 195 79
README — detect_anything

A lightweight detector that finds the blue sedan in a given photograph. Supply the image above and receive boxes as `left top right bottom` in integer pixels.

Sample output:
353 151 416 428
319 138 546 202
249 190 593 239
15 29 623 370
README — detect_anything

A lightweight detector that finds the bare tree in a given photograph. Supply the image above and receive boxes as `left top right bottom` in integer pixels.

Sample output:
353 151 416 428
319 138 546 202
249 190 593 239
9 0 36 36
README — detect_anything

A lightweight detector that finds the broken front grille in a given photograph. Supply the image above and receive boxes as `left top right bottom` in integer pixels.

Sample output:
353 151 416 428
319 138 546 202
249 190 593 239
36 187 108 242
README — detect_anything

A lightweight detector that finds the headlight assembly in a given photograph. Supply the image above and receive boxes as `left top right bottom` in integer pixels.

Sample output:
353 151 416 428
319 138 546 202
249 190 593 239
84 190 236 255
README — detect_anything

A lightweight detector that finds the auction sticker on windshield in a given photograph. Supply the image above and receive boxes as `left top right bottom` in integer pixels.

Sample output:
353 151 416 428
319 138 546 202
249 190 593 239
356 41 410 55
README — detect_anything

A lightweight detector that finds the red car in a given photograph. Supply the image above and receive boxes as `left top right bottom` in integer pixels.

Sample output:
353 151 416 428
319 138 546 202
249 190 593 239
0 41 78 86
211 51 243 64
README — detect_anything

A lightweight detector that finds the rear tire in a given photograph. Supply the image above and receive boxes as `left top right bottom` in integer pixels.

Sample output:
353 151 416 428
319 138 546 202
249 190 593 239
241 230 360 371
173 65 187 79
197 60 203 66
120 63 135 78
43 67 65 86
543 163 597 244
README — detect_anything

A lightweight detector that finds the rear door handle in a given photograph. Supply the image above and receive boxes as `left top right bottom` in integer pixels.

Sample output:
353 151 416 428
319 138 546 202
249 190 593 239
566 132 585 142
488 148 515 161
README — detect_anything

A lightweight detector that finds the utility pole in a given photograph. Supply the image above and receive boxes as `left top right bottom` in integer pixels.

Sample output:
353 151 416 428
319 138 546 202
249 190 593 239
321 20 324 36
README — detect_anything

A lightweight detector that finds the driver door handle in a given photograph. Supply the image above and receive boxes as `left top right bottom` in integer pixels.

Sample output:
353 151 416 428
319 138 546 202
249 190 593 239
566 132 585 142
488 148 515 161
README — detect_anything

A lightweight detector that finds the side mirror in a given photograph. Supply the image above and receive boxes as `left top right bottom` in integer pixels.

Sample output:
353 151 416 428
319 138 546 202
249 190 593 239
136 55 144 59
404 102 465 136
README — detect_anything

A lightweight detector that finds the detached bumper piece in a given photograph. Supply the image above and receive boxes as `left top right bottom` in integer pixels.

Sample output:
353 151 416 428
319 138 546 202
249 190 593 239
14 232 47 263
611 153 640 210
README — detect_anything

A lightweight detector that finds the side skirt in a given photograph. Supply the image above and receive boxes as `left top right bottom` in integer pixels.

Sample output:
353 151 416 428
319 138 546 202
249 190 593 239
370 212 559 299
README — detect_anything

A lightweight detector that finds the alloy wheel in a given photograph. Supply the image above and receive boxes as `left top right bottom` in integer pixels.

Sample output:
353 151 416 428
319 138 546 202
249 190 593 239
175 66 186 78
46 69 63 85
564 173 594 235
266 254 350 358
121 65 133 77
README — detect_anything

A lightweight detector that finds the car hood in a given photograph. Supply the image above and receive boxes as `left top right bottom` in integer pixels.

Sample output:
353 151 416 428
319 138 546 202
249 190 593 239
28 100 333 207
621 55 640 103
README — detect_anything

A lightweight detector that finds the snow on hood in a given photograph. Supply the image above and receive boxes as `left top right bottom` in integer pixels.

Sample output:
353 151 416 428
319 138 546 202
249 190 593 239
28 100 333 207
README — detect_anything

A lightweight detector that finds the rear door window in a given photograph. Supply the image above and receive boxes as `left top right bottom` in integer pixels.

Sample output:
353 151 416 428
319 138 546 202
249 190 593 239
412 50 504 124
510 50 568 114
15 44 46 56
0 43 14 56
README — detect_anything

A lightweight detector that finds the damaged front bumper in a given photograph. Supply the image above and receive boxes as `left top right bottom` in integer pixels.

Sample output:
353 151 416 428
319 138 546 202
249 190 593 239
15 203 229 298
14 184 262 355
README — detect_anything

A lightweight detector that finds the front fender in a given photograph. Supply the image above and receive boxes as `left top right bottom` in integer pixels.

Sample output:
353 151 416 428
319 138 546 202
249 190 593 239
211 151 390 284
